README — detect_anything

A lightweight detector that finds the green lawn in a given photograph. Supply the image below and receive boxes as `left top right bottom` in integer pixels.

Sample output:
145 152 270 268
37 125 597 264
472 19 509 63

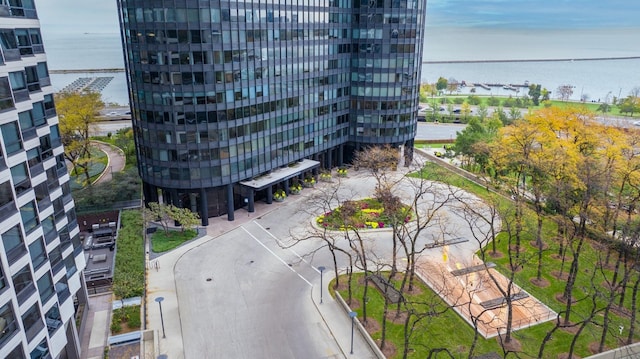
69 146 108 190
414 143 451 149
425 95 638 118
151 229 197 253
335 273 505 358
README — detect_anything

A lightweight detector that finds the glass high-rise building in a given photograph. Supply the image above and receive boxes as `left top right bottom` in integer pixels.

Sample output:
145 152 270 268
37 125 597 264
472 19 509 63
117 0 426 224
0 2 87 359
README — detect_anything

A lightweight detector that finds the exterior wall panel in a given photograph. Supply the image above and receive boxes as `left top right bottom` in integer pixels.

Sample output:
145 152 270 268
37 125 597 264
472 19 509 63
0 3 86 358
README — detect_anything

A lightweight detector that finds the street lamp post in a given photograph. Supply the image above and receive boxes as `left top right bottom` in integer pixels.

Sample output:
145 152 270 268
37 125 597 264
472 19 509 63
318 266 326 304
155 297 166 338
349 311 357 354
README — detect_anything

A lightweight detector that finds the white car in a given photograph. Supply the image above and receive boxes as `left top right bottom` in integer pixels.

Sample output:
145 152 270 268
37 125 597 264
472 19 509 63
633 121 640 126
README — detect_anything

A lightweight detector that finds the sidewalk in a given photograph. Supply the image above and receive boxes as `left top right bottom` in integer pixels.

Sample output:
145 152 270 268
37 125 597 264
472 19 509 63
144 196 378 359
91 140 126 185
80 293 112 359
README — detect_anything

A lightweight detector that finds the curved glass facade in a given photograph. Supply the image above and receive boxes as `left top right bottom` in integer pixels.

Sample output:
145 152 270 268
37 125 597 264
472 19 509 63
350 0 423 147
116 0 427 222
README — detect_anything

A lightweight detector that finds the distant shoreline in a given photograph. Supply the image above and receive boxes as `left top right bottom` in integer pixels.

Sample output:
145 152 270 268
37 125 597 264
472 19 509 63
423 56 640 64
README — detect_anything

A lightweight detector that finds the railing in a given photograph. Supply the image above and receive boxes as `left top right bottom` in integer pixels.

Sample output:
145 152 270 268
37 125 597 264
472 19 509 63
5 244 26 265
0 202 17 222
24 319 44 343
75 199 142 215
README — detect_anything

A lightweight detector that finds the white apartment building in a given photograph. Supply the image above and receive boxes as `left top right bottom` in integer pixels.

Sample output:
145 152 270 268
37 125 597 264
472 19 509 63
0 1 87 358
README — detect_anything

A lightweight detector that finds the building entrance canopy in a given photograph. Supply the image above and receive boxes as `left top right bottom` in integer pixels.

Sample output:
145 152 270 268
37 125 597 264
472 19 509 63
240 159 320 191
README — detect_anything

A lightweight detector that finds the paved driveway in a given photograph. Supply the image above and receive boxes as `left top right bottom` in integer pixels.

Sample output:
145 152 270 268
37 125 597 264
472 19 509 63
175 217 343 358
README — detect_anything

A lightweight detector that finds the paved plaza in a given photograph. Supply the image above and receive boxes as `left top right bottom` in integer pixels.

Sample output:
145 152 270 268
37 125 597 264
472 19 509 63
142 152 556 358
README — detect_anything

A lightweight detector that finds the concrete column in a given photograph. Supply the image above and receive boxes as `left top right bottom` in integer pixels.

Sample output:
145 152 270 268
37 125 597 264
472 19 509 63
284 180 290 195
161 189 170 205
404 139 414 166
200 188 209 226
226 184 235 221
327 148 333 169
171 189 181 226
189 193 198 213
142 183 152 207
248 189 255 213
338 144 344 166
266 185 273 204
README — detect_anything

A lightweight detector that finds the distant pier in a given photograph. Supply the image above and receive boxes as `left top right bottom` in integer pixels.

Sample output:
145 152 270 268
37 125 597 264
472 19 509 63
50 68 125 74
61 77 114 94
461 82 528 91
423 56 640 65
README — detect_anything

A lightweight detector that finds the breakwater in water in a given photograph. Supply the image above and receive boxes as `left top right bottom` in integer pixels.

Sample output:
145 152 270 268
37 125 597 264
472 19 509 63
50 68 125 74
423 56 640 64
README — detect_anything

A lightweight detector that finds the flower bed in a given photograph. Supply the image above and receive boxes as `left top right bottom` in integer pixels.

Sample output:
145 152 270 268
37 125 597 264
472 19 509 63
316 198 411 230
273 189 286 202
290 183 302 194
303 177 316 187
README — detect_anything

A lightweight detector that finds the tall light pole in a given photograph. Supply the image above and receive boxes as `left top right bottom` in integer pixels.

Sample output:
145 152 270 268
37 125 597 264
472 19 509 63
318 266 326 304
349 311 357 354
155 297 166 338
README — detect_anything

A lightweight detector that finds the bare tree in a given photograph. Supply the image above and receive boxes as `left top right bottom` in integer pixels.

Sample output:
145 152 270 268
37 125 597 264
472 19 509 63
557 84 574 101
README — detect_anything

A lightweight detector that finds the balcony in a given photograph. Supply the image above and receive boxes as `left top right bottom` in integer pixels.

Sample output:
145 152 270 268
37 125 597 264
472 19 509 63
21 126 37 141
44 309 61 340
55 281 70 304
12 88 29 102
15 282 35 305
0 316 18 348
24 319 44 342
1 48 20 61
0 202 16 222
5 244 26 265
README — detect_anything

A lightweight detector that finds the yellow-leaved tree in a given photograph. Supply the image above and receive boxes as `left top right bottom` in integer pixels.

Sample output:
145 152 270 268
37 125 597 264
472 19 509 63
55 91 104 186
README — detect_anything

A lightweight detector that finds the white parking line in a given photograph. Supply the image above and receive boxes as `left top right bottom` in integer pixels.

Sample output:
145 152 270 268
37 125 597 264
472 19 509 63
252 221 318 272
241 226 312 286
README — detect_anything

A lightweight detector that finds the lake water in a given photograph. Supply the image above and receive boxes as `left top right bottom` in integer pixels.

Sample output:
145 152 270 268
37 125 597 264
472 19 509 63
420 26 640 101
43 26 640 106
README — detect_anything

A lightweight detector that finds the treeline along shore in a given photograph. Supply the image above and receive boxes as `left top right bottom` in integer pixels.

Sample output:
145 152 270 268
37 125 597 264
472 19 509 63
423 56 640 64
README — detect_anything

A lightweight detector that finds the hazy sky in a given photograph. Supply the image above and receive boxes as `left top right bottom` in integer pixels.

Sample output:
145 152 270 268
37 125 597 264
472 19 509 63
36 0 640 34
37 0 120 35
427 0 640 29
